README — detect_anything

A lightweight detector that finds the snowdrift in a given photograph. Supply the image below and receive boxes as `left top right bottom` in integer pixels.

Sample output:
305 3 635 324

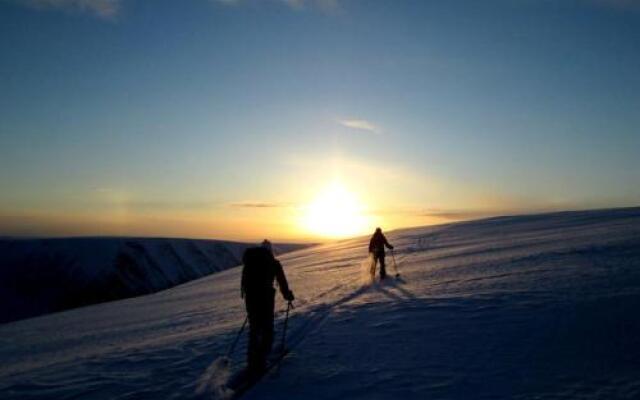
0 238 308 323
1 208 639 399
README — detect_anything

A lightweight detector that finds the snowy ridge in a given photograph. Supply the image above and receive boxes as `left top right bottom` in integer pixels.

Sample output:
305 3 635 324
1 208 640 399
0 238 308 324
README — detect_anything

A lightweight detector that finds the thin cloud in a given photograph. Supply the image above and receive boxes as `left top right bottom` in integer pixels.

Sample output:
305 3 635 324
591 0 640 9
215 0 340 12
13 0 344 18
368 207 496 220
512 0 640 11
418 209 500 220
338 119 381 134
15 0 121 18
230 201 289 208
281 0 339 12
125 200 220 211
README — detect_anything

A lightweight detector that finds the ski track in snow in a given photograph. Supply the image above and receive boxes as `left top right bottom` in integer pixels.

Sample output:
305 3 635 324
2 208 640 399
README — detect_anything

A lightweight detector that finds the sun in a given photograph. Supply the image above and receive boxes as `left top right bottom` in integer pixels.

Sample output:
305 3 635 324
302 181 370 238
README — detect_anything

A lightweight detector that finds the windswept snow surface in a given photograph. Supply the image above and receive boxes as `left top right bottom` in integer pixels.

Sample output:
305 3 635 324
2 208 640 399
0 238 307 323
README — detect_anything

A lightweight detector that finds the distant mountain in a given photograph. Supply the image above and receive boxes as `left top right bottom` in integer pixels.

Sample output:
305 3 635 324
0 237 309 323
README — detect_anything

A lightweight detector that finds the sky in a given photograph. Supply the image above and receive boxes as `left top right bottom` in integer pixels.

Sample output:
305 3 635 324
0 0 639 242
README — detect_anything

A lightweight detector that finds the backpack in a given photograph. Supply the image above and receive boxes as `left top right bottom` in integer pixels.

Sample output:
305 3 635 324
242 247 275 293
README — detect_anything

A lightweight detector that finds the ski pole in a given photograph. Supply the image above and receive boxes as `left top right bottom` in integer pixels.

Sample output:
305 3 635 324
391 249 400 277
280 301 293 352
226 315 248 358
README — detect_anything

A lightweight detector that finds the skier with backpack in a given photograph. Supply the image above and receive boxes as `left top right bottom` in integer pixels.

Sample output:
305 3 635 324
369 227 394 280
241 240 294 376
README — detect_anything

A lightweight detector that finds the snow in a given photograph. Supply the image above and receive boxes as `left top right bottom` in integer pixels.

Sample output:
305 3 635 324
0 238 308 323
1 208 640 399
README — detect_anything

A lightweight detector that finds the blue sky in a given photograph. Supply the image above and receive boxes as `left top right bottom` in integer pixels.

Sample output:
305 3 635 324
0 0 639 240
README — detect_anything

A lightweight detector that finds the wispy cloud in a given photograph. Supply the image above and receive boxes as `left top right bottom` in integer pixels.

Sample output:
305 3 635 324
338 119 381 134
215 0 341 12
280 0 340 12
230 201 289 208
15 0 121 18
368 207 497 221
591 0 640 10
9 0 338 20
418 209 497 220
214 0 240 5
512 0 640 11
125 200 220 211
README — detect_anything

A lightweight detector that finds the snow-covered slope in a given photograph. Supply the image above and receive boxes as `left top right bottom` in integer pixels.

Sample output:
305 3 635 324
1 208 640 399
0 238 308 323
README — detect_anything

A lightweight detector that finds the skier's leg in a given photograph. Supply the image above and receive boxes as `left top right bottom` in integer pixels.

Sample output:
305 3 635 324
263 294 275 356
246 299 261 369
379 254 387 279
247 293 273 373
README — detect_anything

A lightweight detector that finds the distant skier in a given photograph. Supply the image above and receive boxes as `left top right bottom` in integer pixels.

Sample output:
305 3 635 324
241 239 294 375
369 227 394 280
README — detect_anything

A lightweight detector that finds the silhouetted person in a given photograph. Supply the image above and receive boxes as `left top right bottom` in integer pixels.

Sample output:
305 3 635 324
241 239 294 375
369 227 394 279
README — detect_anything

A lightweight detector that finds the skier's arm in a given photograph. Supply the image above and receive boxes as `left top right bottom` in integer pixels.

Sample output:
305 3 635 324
241 252 249 298
240 265 246 298
274 260 294 301
383 234 394 250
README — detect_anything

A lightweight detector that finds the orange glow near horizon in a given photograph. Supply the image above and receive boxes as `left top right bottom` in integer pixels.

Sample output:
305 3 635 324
0 154 535 243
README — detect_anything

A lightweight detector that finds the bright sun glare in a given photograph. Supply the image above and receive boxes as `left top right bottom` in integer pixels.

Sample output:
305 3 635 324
303 181 370 238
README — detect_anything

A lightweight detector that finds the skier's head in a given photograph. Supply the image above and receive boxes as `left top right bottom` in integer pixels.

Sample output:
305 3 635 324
261 239 273 254
375 227 382 234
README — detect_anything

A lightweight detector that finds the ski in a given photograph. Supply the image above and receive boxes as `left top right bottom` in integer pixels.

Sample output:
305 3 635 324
224 347 290 399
